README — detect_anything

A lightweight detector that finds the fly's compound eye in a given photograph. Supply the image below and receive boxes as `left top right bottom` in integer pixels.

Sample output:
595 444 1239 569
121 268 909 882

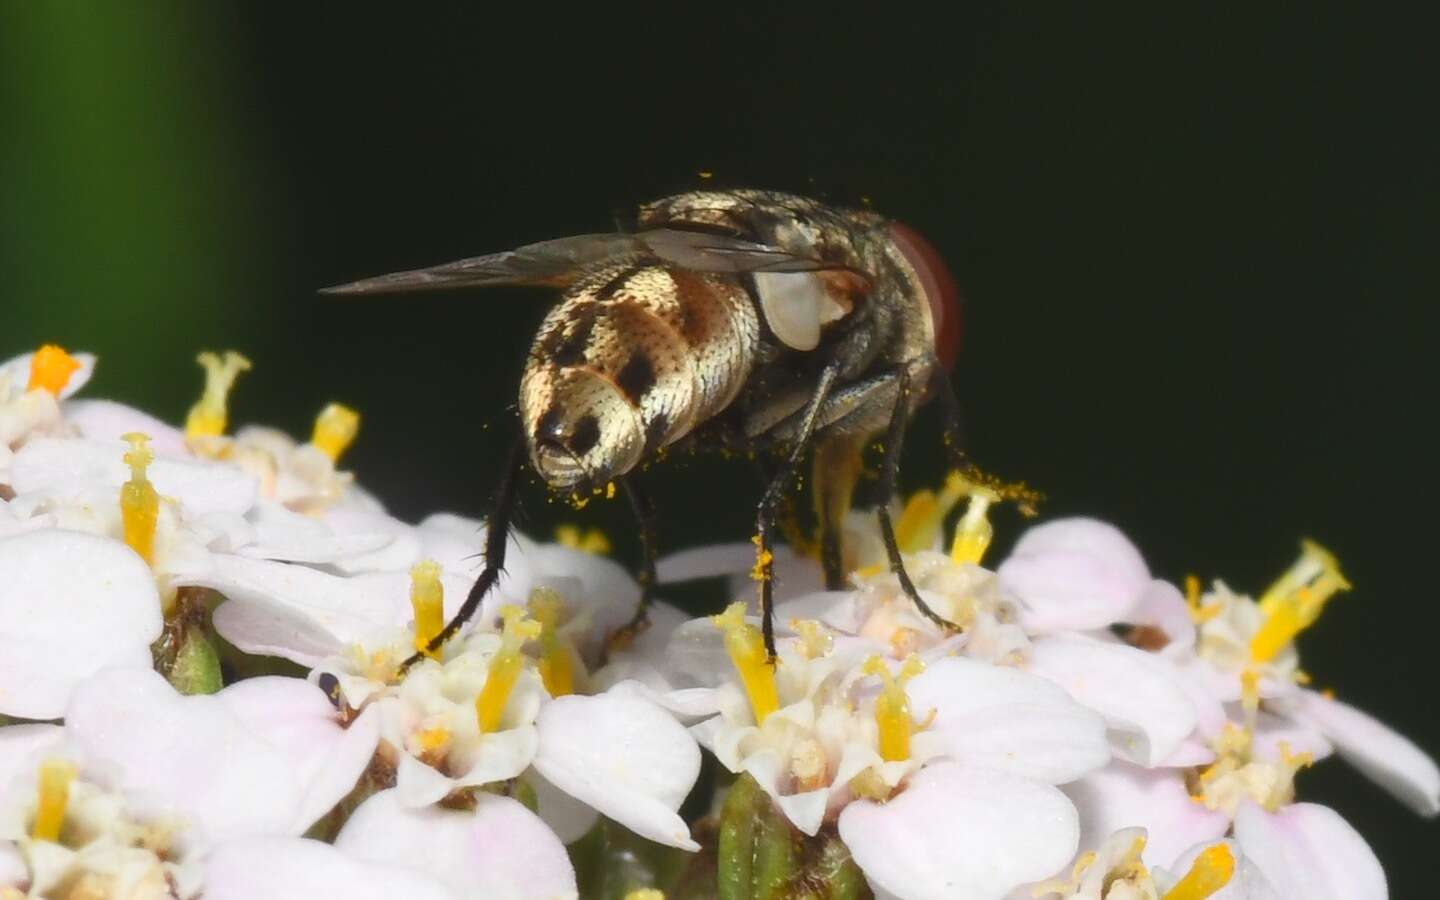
889 222 962 370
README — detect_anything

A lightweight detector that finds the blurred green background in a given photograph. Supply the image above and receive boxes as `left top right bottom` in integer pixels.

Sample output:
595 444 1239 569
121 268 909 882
3 3 1435 889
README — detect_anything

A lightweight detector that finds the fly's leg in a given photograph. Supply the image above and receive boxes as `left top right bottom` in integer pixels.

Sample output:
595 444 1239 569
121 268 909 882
874 368 964 634
755 362 841 659
605 475 658 657
400 435 526 674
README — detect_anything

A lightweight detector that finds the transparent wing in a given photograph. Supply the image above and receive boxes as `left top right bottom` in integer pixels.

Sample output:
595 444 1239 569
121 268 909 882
320 229 871 296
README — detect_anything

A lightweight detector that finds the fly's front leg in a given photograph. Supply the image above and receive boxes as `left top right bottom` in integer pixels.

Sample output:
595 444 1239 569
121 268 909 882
400 435 526 675
755 362 841 660
875 368 963 634
605 475 658 658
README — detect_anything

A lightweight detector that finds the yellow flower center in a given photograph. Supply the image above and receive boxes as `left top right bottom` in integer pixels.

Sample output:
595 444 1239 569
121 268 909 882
789 618 833 660
409 559 445 660
26 344 82 395
475 605 541 733
554 524 612 555
184 350 251 439
119 433 159 566
1162 843 1236 900
1249 539 1350 664
1192 674 1314 816
31 758 77 842
713 602 779 724
310 402 360 462
864 654 925 762
528 587 584 697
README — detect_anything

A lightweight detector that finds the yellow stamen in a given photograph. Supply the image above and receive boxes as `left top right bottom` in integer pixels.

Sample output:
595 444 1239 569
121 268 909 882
895 471 969 553
950 483 999 565
1249 540 1350 663
31 758 77 842
528 587 581 697
624 891 665 900
311 402 360 462
1161 843 1235 900
713 602 779 724
475 605 541 733
1239 668 1261 742
184 350 251 438
26 344 82 395
864 654 925 762
119 433 159 565
409 560 445 660
554 524 611 555
790 619 833 660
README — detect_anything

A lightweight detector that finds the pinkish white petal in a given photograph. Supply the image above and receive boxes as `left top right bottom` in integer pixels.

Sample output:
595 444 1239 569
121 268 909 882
204 836 459 900
1065 760 1230 868
1027 634 1196 766
1234 802 1386 900
0 530 161 719
527 769 600 845
63 399 189 456
1131 579 1196 651
336 788 577 900
838 762 1078 900
906 656 1110 784
1291 689 1439 817
998 517 1150 633
0 724 64 792
533 690 701 850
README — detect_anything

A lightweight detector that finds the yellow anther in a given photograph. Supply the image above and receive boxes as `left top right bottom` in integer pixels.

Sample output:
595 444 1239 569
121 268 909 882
790 619 833 660
624 890 665 900
475 605 541 733
119 433 159 566
26 344 82 395
895 471 969 553
1161 843 1235 900
31 758 77 842
750 533 774 583
528 587 581 698
950 483 999 565
414 727 452 755
1184 575 1222 623
864 654 925 762
184 351 251 438
1249 540 1350 663
409 560 445 660
713 602 779 724
554 524 611 555
847 766 891 802
311 402 360 462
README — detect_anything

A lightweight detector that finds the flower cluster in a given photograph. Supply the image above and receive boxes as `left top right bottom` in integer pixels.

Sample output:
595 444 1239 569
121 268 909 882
1 346 1435 900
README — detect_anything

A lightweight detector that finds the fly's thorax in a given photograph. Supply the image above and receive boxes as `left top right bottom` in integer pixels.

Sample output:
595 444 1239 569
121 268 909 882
520 261 759 490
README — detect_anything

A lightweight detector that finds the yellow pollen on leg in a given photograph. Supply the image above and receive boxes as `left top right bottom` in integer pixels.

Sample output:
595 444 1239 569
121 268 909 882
31 758 77 842
1249 539 1351 664
950 483 999 565
1161 843 1235 900
184 350 251 439
26 344 82 395
475 605 541 733
528 587 583 697
554 524 611 555
119 433 159 566
749 533 774 583
409 560 445 660
864 654 925 762
311 402 360 462
713 602 779 724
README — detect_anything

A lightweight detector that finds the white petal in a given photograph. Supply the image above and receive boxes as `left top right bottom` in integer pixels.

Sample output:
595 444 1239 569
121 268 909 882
0 839 24 887
0 724 64 794
1249 710 1332 764
906 656 1110 784
1064 760 1230 868
0 530 161 718
11 437 258 518
1292 688 1439 817
204 836 460 900
63 399 189 456
527 769 600 845
336 788 577 900
998 517 1149 633
1131 579 1196 651
238 501 392 564
656 542 756 583
0 351 95 400
838 762 1078 900
1234 802 1386 900
1026 634 1196 766
533 691 701 850
214 676 381 833
322 509 422 574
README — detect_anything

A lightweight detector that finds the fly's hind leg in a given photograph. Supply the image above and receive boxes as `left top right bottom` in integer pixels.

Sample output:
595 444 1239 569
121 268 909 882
400 434 527 674
604 475 658 658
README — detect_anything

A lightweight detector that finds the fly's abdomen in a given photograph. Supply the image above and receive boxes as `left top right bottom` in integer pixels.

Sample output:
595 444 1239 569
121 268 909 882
520 261 759 489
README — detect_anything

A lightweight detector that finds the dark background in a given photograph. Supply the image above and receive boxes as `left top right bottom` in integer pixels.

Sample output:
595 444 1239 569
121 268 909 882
3 4 1435 889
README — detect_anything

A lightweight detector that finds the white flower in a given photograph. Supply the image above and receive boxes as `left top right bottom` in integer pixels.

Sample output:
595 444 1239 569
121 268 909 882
0 529 162 719
203 836 461 900
0 347 96 480
997 518 1153 635
1028 828 1274 900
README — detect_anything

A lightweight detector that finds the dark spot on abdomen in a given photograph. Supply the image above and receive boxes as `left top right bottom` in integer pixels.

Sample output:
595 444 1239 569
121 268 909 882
616 353 656 403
